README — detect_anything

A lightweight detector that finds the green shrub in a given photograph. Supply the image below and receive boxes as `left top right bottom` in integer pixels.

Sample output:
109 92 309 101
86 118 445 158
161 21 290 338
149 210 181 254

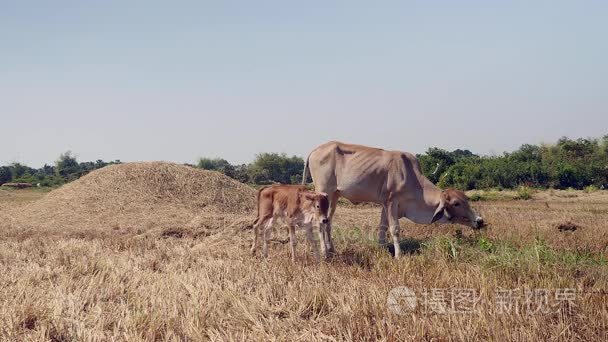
469 193 483 201
583 185 599 193
515 186 533 200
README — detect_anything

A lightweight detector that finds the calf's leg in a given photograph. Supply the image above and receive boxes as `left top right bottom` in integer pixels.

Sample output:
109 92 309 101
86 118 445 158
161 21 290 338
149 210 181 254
262 218 274 258
304 223 320 262
250 216 268 255
288 223 297 262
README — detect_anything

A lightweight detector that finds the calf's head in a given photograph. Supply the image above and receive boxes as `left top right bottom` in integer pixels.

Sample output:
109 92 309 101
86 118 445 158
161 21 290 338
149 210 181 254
300 191 330 224
431 189 484 229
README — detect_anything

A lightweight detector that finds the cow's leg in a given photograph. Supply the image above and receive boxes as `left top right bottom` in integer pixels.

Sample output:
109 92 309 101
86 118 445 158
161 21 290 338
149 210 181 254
304 222 320 262
317 219 328 259
378 206 388 246
324 191 339 255
309 161 338 256
287 223 297 262
386 201 402 258
261 218 274 258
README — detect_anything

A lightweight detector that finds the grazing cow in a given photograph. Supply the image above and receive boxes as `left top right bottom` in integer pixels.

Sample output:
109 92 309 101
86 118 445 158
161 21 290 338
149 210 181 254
302 141 484 258
250 184 330 261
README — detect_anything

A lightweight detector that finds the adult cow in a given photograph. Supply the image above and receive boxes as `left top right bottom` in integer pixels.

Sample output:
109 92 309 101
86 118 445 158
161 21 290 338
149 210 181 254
302 141 484 258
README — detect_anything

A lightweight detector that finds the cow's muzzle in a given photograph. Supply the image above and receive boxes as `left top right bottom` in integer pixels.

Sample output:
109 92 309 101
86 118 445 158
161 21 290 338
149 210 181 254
473 216 485 229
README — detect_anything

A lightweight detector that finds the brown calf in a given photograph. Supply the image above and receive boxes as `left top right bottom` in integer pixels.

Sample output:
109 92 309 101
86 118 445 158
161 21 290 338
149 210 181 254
250 184 330 261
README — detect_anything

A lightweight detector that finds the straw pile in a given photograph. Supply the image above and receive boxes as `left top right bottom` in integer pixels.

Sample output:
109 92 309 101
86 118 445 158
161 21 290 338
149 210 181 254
14 162 257 236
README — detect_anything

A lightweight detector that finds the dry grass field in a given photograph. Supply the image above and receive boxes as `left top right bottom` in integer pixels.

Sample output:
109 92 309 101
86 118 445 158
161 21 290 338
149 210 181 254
0 163 607 341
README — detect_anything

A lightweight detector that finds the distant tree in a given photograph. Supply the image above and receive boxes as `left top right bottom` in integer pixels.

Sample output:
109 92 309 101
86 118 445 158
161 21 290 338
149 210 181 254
9 163 34 179
556 163 581 189
79 161 96 174
451 149 476 161
196 157 235 178
418 147 478 184
39 164 55 176
510 144 542 162
95 159 106 169
248 153 304 184
55 151 80 179
0 166 12 185
600 135 608 155
233 164 250 183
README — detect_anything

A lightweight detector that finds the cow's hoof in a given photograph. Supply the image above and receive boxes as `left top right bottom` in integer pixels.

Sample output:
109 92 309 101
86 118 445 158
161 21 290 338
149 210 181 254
324 250 336 259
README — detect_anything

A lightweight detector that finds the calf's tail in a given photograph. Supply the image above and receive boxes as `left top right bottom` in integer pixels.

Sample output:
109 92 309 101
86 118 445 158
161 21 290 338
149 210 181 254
252 186 269 226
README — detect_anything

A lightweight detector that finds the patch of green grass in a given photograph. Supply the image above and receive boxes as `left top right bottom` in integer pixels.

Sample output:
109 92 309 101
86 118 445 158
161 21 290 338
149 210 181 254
477 237 496 253
333 224 607 274
416 234 607 270
557 250 608 265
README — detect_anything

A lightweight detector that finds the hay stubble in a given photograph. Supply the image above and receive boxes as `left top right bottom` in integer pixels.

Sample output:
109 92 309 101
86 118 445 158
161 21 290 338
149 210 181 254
0 163 607 340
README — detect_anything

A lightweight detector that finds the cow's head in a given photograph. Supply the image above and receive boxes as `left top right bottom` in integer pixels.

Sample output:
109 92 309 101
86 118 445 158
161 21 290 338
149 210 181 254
431 189 484 229
301 191 330 224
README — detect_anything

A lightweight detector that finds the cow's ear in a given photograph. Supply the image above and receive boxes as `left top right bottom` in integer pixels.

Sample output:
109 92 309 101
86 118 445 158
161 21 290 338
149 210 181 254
431 204 445 223
431 192 448 223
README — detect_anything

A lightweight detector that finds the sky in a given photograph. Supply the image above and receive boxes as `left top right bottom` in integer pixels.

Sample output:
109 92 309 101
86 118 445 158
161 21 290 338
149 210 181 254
1 1 607 167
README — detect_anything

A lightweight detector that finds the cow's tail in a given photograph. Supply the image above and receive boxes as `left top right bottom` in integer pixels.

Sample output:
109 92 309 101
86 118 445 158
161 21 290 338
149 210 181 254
302 154 310 185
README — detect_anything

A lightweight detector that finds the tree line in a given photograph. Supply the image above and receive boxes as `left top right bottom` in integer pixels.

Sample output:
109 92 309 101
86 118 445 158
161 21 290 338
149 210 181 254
417 135 608 190
197 135 608 190
1 135 607 190
0 152 121 187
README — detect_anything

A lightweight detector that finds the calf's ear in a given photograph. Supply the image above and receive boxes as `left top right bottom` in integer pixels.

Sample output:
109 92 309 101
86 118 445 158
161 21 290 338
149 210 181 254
301 192 316 201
